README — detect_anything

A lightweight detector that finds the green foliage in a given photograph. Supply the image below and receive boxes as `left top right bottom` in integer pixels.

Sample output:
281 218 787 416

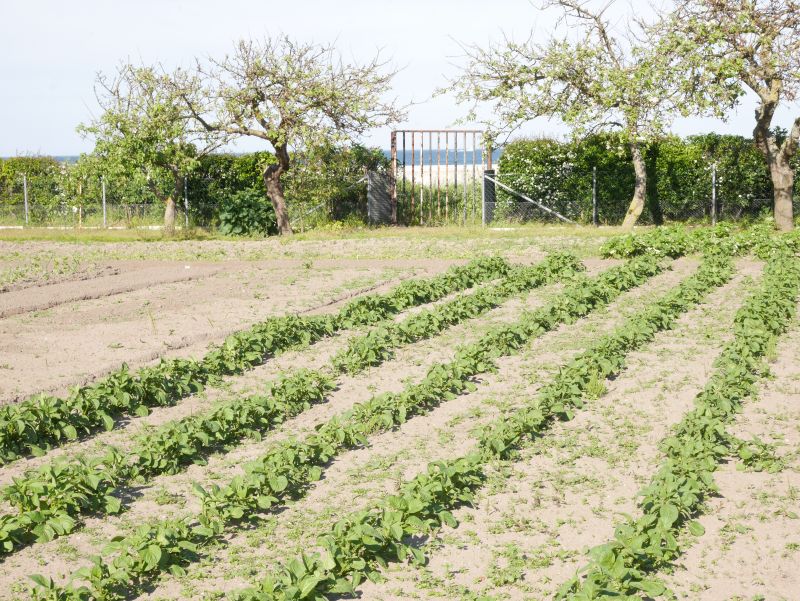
225 253 732 601
27 255 660 600
0 257 511 563
218 189 277 236
78 64 215 215
601 221 800 260
331 252 583 374
0 157 68 220
498 134 793 224
187 144 389 232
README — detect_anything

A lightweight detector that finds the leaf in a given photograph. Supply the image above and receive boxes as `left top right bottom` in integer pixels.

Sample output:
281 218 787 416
635 578 666 596
269 475 289 493
298 575 321 598
28 574 52 588
142 544 162 570
104 495 122 514
687 520 705 536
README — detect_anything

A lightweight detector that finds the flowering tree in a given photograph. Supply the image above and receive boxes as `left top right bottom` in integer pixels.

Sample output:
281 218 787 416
181 36 403 235
80 64 223 231
450 0 700 229
662 0 800 231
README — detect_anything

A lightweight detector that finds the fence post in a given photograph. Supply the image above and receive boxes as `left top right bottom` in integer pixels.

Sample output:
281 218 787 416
390 131 397 225
711 163 717 226
482 169 495 226
102 176 107 228
23 173 29 225
592 166 598 226
184 176 189 228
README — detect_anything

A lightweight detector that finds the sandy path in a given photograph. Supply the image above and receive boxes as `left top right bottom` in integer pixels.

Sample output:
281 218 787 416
120 257 704 599
0 258 456 403
659 301 800 601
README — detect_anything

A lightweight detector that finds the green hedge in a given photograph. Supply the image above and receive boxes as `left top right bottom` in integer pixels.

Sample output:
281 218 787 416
497 133 799 225
187 144 389 230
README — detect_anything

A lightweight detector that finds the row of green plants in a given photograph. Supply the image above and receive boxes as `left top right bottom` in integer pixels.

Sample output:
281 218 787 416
0 370 333 554
217 251 736 600
28 255 664 600
556 250 800 599
0 256 509 466
331 252 583 373
0 253 578 556
602 221 800 260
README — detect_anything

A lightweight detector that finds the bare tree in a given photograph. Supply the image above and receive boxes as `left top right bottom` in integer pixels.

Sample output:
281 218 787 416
664 0 800 231
80 64 222 231
450 0 693 229
181 36 403 235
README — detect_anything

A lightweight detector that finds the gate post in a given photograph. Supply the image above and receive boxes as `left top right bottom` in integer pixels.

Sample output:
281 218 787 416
482 169 495 226
23 173 29 225
390 131 397 225
102 176 107 228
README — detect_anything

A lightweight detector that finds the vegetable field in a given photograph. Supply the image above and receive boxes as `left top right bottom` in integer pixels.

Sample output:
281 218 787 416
0 225 799 601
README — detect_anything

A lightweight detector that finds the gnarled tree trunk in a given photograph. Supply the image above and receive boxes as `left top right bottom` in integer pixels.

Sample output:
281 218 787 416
163 172 183 234
770 155 795 232
754 96 797 232
263 143 292 235
621 142 647 230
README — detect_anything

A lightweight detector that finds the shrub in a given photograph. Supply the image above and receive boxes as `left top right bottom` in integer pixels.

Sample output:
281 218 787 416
218 189 277 236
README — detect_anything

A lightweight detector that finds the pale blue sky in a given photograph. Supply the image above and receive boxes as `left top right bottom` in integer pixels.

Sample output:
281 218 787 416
1 0 797 156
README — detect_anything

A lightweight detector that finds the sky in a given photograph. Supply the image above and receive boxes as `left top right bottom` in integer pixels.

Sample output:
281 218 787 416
1 0 798 156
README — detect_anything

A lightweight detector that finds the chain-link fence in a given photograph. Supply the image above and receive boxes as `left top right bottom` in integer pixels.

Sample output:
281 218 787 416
1 166 797 230
485 165 799 226
0 174 203 229
0 202 191 228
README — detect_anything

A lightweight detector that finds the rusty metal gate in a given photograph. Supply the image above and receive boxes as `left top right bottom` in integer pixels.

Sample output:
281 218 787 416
390 129 491 226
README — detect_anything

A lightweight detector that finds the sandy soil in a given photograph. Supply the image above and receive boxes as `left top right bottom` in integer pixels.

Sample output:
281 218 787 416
0 259 567 595
1 231 793 601
119 257 707 599
659 301 800 601
0 257 454 403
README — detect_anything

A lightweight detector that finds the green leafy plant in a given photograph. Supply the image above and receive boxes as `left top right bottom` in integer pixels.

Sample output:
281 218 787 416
556 250 800 599
218 188 277 236
215 253 734 601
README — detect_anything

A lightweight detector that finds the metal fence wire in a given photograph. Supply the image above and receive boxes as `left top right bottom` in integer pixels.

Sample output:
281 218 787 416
1 165 798 229
486 165 799 226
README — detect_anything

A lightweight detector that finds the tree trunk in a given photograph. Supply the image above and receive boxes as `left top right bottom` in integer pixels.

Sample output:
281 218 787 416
264 174 292 235
264 143 293 235
753 98 796 232
621 142 647 230
770 156 795 232
163 196 176 233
